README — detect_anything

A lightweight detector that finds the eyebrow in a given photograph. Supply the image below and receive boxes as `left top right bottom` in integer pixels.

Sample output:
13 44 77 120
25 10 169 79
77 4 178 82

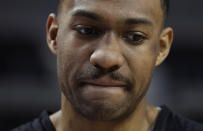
125 18 153 26
71 9 103 21
71 9 153 26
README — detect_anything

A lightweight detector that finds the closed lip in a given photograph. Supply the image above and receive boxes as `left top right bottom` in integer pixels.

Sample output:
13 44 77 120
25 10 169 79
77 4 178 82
81 77 126 87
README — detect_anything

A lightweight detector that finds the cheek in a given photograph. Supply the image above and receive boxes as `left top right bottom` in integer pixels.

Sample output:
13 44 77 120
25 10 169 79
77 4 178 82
126 44 157 72
56 35 93 90
123 42 157 93
57 46 77 90
56 32 79 87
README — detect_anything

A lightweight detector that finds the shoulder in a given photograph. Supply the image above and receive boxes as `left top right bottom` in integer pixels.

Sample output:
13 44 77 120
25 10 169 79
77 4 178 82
153 105 203 131
11 111 55 131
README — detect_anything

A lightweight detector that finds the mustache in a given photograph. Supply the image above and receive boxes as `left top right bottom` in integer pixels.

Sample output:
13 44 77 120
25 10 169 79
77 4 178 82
76 66 134 90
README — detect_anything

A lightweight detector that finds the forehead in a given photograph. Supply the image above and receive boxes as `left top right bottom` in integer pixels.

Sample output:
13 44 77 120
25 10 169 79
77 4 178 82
62 0 163 25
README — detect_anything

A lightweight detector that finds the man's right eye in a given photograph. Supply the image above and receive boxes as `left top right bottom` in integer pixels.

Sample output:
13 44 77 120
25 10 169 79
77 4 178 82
73 25 100 36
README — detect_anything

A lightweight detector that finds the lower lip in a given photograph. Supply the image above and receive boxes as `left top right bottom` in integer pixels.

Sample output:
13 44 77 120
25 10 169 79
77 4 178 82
80 84 125 100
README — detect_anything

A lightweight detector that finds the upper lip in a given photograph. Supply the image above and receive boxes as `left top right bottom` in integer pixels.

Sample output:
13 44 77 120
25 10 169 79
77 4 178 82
82 76 126 87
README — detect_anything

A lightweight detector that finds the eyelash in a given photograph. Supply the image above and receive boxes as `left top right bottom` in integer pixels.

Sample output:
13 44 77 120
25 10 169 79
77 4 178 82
73 25 101 36
121 31 148 45
73 25 148 44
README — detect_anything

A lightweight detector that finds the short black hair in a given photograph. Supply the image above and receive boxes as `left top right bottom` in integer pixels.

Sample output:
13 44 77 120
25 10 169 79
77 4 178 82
161 0 170 19
58 0 169 19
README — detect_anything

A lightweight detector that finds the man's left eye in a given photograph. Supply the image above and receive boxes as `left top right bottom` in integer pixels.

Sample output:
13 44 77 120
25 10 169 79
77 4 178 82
74 25 100 36
122 32 147 44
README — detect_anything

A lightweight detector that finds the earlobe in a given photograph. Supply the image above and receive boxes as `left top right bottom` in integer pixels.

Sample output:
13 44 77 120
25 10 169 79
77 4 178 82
46 13 59 55
155 27 174 66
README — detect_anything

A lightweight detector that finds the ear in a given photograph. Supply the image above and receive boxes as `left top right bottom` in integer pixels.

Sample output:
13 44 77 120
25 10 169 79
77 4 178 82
155 27 174 66
46 13 59 55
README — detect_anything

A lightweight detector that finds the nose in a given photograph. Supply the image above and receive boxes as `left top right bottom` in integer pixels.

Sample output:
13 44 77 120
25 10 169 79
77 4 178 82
90 47 124 72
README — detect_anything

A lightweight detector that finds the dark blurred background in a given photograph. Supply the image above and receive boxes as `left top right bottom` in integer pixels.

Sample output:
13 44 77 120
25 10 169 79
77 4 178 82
1 0 203 130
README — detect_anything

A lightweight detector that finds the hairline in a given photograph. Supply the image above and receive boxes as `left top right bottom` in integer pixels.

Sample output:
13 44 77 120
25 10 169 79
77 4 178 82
57 0 169 25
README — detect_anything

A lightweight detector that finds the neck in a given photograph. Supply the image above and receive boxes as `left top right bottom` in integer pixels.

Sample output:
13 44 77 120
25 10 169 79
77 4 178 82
50 94 160 131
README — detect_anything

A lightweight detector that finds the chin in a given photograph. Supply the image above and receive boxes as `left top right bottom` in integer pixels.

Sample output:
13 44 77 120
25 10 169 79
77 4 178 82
77 102 136 121
67 91 138 121
61 78 144 121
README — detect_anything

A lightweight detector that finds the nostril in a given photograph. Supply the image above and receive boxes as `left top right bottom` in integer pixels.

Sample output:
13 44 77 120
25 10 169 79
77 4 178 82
90 50 124 72
108 65 119 72
94 64 103 69
93 64 119 73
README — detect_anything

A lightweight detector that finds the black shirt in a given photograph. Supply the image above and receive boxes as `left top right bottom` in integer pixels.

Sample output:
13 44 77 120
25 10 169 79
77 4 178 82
11 106 203 131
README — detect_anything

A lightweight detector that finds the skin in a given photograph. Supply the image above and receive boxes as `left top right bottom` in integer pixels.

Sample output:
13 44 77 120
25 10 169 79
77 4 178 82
46 0 173 131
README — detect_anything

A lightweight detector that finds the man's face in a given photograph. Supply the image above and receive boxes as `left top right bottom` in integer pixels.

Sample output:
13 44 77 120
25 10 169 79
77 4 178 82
47 0 172 121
